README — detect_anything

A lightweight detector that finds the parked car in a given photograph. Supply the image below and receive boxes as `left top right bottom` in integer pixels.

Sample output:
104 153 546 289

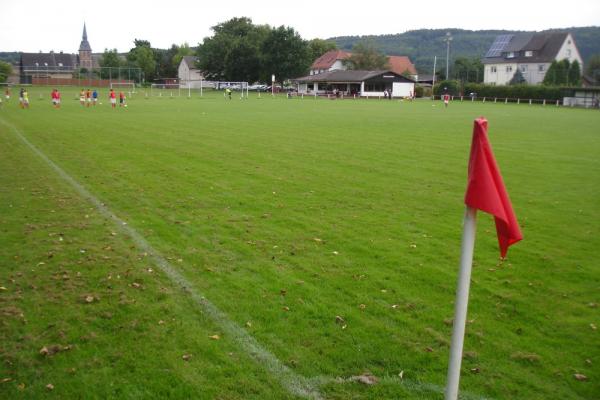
248 84 268 91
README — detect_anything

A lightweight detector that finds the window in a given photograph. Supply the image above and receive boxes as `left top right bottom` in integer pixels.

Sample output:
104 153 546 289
520 65 528 72
525 51 533 57
506 66 513 73
538 64 545 72
58 63 63 67
566 49 571 57
506 52 515 58
491 66 497 73
44 62 48 66
35 62 39 66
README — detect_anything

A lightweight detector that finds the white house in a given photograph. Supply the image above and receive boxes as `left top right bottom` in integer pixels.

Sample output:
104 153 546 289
178 56 203 88
294 70 415 98
483 32 583 85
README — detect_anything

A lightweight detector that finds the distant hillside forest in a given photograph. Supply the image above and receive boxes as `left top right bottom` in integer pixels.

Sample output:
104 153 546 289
329 27 600 74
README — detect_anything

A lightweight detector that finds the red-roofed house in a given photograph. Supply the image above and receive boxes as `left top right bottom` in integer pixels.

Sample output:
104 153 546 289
387 56 417 79
310 50 352 75
309 50 417 80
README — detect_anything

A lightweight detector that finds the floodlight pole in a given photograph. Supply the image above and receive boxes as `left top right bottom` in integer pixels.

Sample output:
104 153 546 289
432 56 437 99
444 32 453 80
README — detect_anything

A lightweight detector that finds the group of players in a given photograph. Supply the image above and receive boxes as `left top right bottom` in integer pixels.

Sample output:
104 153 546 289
2 87 127 109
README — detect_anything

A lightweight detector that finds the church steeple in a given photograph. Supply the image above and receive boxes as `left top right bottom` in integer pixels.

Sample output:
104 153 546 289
78 22 92 69
79 22 91 52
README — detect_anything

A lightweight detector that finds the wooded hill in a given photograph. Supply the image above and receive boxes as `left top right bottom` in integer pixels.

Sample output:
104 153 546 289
329 27 600 74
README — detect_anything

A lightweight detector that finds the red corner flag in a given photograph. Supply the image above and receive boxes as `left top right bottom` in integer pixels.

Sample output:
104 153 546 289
464 118 522 258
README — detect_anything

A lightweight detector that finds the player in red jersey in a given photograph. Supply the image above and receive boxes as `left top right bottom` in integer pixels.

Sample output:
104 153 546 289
109 89 117 108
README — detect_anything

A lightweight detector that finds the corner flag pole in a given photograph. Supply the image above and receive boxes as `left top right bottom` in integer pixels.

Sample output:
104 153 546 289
445 206 477 400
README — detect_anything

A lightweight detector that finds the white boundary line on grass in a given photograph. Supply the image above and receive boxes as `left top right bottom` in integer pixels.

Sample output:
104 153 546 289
0 117 322 400
1 117 493 400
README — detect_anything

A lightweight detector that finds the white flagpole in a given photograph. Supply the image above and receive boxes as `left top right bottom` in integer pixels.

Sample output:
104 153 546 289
445 206 477 400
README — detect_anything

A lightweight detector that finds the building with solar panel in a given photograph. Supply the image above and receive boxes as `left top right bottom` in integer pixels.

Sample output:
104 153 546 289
482 32 582 85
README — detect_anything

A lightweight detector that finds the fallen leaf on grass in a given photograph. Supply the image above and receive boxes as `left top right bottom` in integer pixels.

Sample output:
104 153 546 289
130 282 142 289
81 295 98 304
46 383 54 390
590 323 597 330
470 367 480 374
398 370 404 379
182 354 192 361
574 374 587 381
0 287 7 291
335 315 345 324
282 306 290 311
1 378 12 383
359 304 366 310
246 321 252 328
209 335 220 340
17 383 25 391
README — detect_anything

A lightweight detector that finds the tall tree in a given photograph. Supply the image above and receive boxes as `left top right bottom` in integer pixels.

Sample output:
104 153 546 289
543 60 570 85
99 49 122 79
197 17 267 82
509 69 526 85
261 26 311 84
567 60 582 86
127 40 156 82
0 61 12 83
585 54 600 84
154 46 179 78
344 40 388 70
453 57 483 83
172 43 193 70
307 39 337 63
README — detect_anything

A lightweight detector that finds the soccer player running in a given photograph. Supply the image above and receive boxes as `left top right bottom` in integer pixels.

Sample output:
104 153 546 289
79 89 85 106
109 88 117 108
86 89 92 107
119 91 125 107
5 87 10 101
443 93 450 108
92 89 98 106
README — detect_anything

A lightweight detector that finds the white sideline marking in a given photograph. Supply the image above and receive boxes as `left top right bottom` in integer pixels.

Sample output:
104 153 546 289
0 118 322 400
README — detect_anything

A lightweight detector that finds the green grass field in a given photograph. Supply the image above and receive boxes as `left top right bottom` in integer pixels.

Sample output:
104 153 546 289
1 87 599 399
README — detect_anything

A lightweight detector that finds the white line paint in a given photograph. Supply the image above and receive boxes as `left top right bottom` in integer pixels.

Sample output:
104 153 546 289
0 117 322 400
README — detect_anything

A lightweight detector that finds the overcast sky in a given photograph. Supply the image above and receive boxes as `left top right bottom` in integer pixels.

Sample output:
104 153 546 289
1 0 599 53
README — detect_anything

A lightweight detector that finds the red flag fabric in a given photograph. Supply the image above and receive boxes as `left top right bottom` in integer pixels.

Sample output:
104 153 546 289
464 118 522 258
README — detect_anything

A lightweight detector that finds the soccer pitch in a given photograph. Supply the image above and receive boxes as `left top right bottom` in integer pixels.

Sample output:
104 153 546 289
1 88 599 399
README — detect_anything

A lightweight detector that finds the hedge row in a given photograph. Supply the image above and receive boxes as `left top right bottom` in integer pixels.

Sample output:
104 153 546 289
432 80 564 100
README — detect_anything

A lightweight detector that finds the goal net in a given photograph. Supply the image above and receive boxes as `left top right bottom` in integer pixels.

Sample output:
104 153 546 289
110 82 136 95
150 83 183 97
209 81 249 98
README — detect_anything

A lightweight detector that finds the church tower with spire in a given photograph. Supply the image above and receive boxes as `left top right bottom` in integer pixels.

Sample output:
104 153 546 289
78 23 93 69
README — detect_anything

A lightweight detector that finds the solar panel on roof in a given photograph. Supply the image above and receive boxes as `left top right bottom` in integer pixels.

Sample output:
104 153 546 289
485 34 514 58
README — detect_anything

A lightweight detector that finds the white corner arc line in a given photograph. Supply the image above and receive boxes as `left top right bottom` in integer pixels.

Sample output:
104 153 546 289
0 118 322 400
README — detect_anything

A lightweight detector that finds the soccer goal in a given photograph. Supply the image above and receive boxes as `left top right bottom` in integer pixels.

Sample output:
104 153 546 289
110 82 136 95
150 83 184 98
212 81 249 99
